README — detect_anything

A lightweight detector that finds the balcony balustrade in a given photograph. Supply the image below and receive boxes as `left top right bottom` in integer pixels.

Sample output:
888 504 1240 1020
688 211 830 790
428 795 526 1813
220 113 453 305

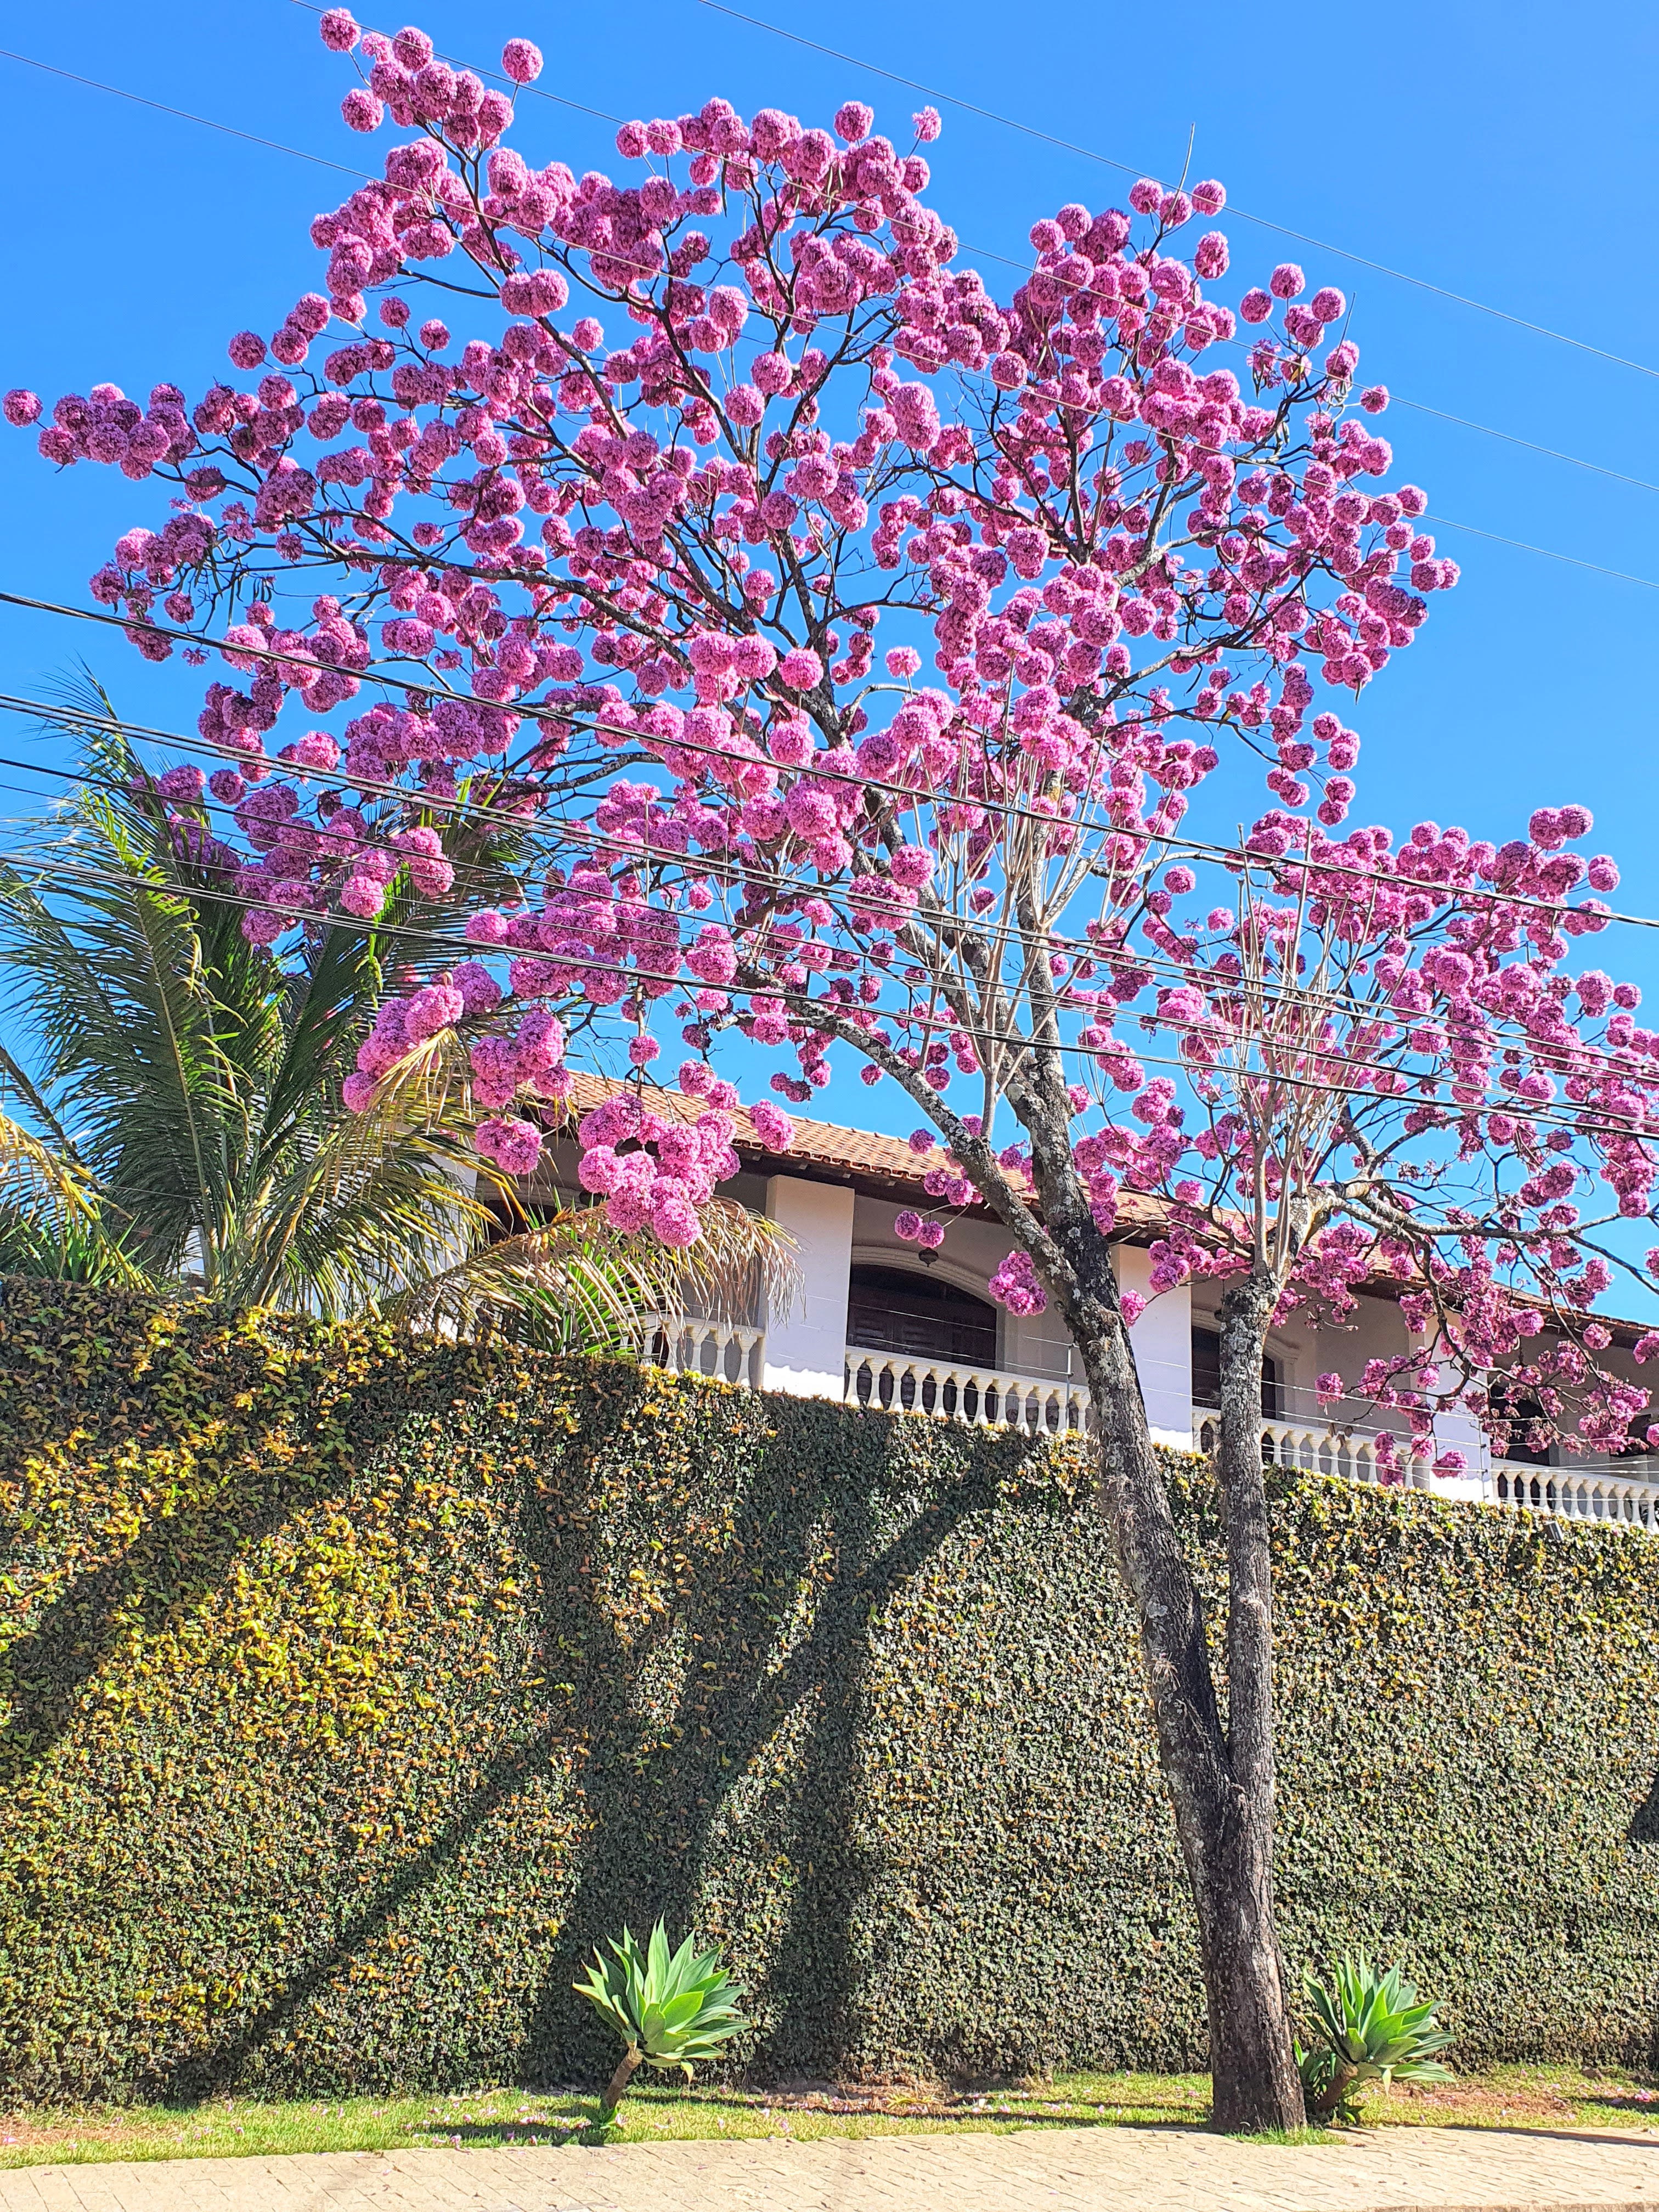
642 1326 1659 1526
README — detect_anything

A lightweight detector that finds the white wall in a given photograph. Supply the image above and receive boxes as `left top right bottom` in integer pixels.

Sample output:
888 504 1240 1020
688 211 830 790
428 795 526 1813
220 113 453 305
1113 1246 1194 1449
1430 1360 1489 1499
761 1170 1659 1485
1193 1283 1419 1440
760 1175 854 1398
844 1197 1193 1441
849 1194 1077 1379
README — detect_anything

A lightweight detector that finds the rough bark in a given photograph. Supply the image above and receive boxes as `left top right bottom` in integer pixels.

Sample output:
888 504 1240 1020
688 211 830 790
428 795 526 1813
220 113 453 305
1019 1111 1303 2129
1206 1274 1305 2133
911 975 1306 2129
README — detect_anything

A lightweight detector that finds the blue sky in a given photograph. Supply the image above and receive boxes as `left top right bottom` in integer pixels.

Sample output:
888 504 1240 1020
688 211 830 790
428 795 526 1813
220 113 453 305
2 0 1657 1152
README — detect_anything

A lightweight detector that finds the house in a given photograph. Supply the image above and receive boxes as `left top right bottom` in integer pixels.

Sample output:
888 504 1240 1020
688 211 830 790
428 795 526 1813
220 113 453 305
526 1077 1659 1531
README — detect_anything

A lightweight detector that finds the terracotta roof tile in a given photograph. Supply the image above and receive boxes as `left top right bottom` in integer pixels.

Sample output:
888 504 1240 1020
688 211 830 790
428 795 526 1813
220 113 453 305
555 1070 977 1204
548 1074 1656 1344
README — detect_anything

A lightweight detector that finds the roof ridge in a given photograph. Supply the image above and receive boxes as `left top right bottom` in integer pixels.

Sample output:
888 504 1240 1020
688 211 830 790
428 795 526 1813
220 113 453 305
537 1070 1656 1346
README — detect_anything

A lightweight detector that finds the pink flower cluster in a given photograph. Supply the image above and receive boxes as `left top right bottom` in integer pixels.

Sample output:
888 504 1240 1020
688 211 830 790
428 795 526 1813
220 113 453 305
467 1007 568 1109
989 1249 1047 1317
1079 803 1659 1459
341 974 464 1109
476 1115 545 1175
574 1080 743 1246
746 1097 797 1151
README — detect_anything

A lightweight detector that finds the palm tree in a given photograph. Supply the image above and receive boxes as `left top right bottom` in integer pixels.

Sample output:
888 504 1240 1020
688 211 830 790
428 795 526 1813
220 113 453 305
0 686 793 1349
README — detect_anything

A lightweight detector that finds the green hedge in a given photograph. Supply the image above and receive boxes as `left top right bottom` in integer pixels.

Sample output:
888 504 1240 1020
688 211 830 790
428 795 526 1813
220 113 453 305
3 1281 1659 2102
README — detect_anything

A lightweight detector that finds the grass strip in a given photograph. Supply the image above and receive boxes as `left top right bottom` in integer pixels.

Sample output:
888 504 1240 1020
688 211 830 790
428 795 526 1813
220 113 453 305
3 2066 1656 2169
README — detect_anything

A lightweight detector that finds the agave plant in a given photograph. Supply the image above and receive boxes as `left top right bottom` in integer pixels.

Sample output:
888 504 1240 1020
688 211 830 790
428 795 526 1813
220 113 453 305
0 683 795 1344
574 1920 748 2114
1296 1954 1453 2121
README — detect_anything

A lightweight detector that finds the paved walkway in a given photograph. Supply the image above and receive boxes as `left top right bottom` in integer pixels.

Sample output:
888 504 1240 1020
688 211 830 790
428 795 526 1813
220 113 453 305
3 2123 1659 2212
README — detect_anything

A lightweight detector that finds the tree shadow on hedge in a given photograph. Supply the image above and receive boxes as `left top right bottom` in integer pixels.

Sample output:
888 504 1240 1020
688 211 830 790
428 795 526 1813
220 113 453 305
521 1388 1005 2086
114 1372 583 2102
145 1719 565 2103
0 1300 397 1791
0 1461 325 1790
46 1361 1012 2101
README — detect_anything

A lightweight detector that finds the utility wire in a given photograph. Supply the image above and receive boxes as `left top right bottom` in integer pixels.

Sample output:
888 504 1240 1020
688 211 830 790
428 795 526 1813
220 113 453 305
0 46 371 177
945 227 1659 532
1 592 1651 953
14 843 1650 1398
10 715 1635 1084
1391 401 1659 498
7 27 1654 538
301 2 1659 508
1423 514 1659 590
691 0 1659 387
15 838 1659 1152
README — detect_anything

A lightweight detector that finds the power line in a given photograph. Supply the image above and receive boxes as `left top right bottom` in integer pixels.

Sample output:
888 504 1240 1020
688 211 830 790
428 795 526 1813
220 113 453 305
283 5 1659 511
0 721 1593 1082
13 708 1651 1120
691 0 1659 387
1424 514 1659 591
6 832 1634 1402
944 227 1659 519
12 684 1659 1183
0 46 371 178
9 26 1654 546
15 836 1659 1153
1 594 1651 952
10 691 1646 1118
1391 400 1659 498
303 0 1659 505
12 845 1646 1392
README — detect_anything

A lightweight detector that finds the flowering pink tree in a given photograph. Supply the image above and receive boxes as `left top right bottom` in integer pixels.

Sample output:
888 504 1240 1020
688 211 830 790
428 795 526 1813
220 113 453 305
5 10 1500 2126
1117 806 1657 1442
1097 814 1657 1814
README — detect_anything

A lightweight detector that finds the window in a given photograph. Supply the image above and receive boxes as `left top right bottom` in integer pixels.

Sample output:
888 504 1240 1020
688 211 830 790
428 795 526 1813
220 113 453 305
1486 1374 1553 1465
847 1264 998 1365
1190 1325 1283 1418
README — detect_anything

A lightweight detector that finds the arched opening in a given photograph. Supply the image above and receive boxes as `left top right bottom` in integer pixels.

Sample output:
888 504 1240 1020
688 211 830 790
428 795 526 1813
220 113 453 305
847 1263 998 1365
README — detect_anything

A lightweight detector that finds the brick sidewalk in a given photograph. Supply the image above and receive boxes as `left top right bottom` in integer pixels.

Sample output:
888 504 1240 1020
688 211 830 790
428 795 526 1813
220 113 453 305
3 2123 1658 2212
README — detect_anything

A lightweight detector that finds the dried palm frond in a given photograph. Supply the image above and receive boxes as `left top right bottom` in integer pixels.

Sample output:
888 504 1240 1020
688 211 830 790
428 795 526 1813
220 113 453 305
387 1193 798 1353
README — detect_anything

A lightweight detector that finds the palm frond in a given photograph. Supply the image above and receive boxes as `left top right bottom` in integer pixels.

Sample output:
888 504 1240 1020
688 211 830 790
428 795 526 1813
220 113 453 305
0 1201 151 1286
393 1221 661 1353
259 921 392 1161
0 837 245 1273
257 766 528 1158
387 1194 798 1353
646 1193 800 1328
0 691 799 1344
0 1099 150 1289
0 1102 99 1227
215 1029 489 1315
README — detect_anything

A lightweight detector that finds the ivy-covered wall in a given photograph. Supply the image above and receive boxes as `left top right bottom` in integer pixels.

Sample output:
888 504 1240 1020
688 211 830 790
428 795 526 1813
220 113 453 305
4 1281 1659 2103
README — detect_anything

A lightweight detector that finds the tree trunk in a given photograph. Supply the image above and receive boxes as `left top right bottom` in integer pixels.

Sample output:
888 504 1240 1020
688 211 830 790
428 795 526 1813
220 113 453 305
1209 1274 1304 2134
1189 1747 1306 2134
1069 1271 1304 2134
990 1077 1304 2130
602 2046 642 2113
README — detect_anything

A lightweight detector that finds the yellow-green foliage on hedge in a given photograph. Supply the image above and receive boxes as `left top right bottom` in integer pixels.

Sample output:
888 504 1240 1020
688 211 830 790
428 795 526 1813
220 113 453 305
4 1279 1659 2101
